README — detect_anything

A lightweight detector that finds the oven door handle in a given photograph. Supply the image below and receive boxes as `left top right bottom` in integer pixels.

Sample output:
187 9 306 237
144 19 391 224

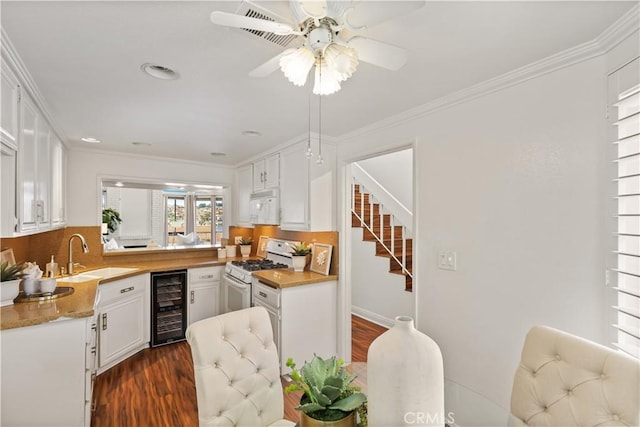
225 276 250 290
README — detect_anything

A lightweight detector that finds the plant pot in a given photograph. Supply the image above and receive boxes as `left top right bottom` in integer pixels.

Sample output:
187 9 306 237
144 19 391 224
292 255 308 272
300 410 356 427
240 244 251 258
1 279 20 307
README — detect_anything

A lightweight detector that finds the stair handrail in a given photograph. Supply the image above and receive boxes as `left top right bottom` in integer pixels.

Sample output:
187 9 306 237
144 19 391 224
351 163 413 234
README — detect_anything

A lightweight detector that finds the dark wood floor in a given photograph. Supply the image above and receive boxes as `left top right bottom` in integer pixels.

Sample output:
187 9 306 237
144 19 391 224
91 315 387 426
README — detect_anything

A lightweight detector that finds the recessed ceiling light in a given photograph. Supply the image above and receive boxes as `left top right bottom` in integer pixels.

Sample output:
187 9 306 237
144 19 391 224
81 137 101 143
115 182 124 187
141 63 180 80
132 141 152 146
241 130 262 137
210 152 226 157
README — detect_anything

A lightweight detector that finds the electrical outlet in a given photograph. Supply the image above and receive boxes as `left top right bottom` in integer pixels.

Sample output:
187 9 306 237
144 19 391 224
234 236 243 244
438 250 457 271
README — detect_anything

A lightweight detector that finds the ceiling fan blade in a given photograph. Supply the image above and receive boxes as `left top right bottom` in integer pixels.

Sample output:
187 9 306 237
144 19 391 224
348 36 407 71
210 11 295 35
345 0 426 29
249 49 297 77
295 1 328 19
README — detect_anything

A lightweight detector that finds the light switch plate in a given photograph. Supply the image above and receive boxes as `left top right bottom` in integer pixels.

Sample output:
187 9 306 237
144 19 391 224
438 250 457 271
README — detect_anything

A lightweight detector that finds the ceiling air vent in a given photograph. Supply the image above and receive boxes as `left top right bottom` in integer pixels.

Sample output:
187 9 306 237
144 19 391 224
235 1 301 48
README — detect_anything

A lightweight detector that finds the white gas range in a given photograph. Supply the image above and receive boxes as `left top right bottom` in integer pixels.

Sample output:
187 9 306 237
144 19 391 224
222 238 299 313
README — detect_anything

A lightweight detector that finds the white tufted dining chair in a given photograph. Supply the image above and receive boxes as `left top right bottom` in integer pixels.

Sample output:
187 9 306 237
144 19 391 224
186 307 295 427
510 325 639 426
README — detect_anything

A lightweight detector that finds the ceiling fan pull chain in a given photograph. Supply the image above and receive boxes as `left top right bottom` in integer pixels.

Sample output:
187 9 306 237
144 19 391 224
317 63 324 165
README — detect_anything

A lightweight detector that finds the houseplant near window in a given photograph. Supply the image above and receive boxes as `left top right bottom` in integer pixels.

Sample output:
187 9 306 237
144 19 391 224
1 261 25 306
239 237 253 258
285 356 367 427
102 208 122 234
289 242 312 272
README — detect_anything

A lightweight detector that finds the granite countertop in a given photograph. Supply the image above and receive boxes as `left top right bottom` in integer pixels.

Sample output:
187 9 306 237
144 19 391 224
1 256 336 330
0 256 232 331
252 269 338 289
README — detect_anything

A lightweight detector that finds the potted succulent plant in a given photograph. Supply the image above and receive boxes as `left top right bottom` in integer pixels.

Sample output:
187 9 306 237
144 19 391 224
289 242 312 272
239 237 253 258
1 261 25 307
285 356 367 427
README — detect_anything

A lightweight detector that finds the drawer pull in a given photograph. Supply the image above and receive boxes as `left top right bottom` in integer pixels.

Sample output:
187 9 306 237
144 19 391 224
91 346 96 355
102 313 108 330
120 286 134 294
259 291 267 298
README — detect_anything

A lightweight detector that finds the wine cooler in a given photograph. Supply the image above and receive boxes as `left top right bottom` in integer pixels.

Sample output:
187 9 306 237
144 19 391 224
151 270 187 347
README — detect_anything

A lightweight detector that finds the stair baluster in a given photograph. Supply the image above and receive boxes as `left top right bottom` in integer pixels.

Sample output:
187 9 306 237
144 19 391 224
351 181 413 292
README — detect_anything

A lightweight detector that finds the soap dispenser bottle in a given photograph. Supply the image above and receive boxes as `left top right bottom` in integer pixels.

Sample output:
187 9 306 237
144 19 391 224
46 256 58 278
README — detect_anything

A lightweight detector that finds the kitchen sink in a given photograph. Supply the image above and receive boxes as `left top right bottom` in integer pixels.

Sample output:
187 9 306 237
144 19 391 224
82 267 139 278
59 267 140 283
59 274 101 283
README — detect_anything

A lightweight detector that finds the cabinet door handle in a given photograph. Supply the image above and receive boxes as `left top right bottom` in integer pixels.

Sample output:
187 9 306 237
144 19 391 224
259 291 267 298
190 290 195 304
102 313 108 330
91 346 96 355
120 286 134 294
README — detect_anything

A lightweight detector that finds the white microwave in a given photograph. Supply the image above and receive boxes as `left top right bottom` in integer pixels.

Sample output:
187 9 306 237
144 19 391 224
249 189 279 225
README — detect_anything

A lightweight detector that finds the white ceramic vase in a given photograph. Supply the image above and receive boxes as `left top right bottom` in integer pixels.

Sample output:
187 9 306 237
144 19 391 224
367 316 445 426
240 245 251 258
1 279 20 306
292 255 307 272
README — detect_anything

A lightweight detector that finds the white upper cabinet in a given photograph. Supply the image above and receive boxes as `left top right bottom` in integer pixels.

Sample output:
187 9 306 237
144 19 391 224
1 58 66 236
280 141 335 231
252 153 279 192
36 113 51 228
0 62 20 150
50 135 65 226
18 93 39 232
280 143 309 230
235 164 253 226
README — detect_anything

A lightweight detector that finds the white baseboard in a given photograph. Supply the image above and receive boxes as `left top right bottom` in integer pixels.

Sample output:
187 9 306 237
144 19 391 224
351 306 394 329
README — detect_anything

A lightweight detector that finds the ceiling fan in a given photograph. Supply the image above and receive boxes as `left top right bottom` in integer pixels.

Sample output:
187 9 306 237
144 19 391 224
210 0 425 95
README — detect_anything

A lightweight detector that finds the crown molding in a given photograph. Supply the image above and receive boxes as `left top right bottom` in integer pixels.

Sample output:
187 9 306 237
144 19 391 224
596 3 639 53
340 4 640 143
0 28 69 147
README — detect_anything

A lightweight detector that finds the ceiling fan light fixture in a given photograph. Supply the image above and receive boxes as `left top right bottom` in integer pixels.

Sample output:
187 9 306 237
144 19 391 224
323 43 358 82
313 58 341 95
280 46 315 86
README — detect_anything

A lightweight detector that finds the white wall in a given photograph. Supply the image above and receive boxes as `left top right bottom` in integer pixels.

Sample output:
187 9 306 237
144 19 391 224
339 56 609 408
356 148 413 211
351 228 414 326
66 149 235 226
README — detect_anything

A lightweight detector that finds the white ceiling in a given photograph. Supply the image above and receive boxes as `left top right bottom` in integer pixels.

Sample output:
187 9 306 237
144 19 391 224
1 1 635 165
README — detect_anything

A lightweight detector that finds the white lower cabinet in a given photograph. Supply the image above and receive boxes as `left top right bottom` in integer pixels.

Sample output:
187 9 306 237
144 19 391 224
97 273 150 374
187 266 222 326
252 279 337 374
1 316 97 426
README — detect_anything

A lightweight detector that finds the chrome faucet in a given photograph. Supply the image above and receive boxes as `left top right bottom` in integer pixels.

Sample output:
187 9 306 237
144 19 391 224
68 233 89 275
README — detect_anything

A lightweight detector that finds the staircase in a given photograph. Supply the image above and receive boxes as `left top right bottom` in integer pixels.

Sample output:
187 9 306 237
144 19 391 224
351 184 413 292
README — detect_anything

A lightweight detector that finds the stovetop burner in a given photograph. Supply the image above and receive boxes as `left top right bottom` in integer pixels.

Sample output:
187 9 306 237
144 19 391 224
231 259 289 271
